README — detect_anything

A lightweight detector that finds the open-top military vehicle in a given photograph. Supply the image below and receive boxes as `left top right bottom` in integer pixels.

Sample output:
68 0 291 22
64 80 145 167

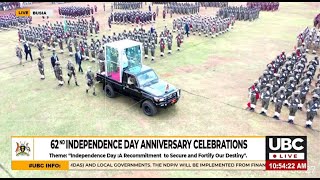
96 40 181 116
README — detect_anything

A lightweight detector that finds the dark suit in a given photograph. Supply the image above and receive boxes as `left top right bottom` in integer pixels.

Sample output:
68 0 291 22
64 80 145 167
75 51 83 72
51 55 59 68
185 23 190 37
24 43 33 61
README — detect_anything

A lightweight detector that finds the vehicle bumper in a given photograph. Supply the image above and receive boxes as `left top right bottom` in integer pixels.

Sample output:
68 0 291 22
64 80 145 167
155 96 181 108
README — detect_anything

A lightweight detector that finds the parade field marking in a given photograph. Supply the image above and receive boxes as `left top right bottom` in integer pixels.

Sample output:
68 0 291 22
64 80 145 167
0 2 319 178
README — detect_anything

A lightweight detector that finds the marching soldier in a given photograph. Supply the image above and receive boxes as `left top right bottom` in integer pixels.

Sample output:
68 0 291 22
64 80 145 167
37 57 45 80
143 39 149 59
16 44 23 65
284 77 296 106
86 67 96 96
58 36 64 54
273 86 286 120
90 43 96 62
67 37 73 56
54 61 64 86
298 79 310 110
260 84 272 116
36 39 44 59
167 36 172 54
84 42 90 60
176 32 182 51
287 91 301 124
97 48 105 73
150 41 156 61
66 59 79 86
159 37 165 57
305 94 319 128
247 80 260 111
163 9 166 21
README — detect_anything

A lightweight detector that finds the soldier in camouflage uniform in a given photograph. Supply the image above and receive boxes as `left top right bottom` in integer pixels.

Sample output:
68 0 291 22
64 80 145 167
16 45 23 65
84 42 90 60
86 66 96 96
143 39 149 59
67 37 73 56
176 32 182 51
58 36 64 54
36 39 45 59
37 57 45 80
305 94 319 128
167 35 172 54
159 37 165 57
150 41 156 61
286 90 301 124
66 59 79 86
97 48 105 73
247 80 260 111
260 84 272 116
90 43 96 62
273 86 286 120
54 61 64 86
297 79 310 110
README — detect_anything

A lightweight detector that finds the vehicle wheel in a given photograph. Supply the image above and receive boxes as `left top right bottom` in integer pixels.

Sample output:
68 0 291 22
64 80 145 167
142 100 157 116
105 84 115 98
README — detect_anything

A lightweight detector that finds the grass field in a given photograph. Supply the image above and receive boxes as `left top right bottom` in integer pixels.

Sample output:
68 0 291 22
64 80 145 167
0 2 320 178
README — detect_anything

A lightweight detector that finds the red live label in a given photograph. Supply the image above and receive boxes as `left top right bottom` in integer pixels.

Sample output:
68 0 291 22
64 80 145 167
266 160 307 171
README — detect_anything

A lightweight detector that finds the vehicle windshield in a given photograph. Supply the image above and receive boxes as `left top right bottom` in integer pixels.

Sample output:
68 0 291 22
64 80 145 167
136 70 159 87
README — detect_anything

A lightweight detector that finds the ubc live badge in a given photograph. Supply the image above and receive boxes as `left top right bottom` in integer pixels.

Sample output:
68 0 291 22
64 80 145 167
265 136 307 170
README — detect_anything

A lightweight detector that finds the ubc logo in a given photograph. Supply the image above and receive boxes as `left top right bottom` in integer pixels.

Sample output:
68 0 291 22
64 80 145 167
269 137 304 151
266 136 307 160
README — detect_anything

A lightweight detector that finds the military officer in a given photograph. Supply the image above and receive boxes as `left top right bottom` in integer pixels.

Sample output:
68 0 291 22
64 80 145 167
86 66 96 96
54 61 64 86
37 57 45 80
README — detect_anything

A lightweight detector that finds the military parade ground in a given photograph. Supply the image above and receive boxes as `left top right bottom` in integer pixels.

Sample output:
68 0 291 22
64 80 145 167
0 2 319 178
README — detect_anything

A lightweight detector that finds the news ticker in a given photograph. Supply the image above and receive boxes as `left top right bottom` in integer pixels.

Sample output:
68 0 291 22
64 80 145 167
16 9 53 17
11 136 307 171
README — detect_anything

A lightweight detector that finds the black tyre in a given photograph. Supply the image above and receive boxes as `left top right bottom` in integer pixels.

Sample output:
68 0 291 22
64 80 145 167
142 100 158 116
104 84 115 98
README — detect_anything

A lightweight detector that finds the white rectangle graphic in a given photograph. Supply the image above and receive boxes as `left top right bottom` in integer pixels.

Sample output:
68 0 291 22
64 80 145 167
30 9 54 17
12 137 266 161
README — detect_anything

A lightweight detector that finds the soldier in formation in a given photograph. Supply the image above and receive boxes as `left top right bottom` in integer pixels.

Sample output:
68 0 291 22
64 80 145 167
199 2 228 8
18 19 93 60
110 11 153 26
218 6 260 21
247 2 280 11
296 27 320 55
58 6 93 18
167 2 200 15
113 2 142 10
0 14 31 31
248 47 320 128
174 15 235 38
152 2 168 5
36 39 45 58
